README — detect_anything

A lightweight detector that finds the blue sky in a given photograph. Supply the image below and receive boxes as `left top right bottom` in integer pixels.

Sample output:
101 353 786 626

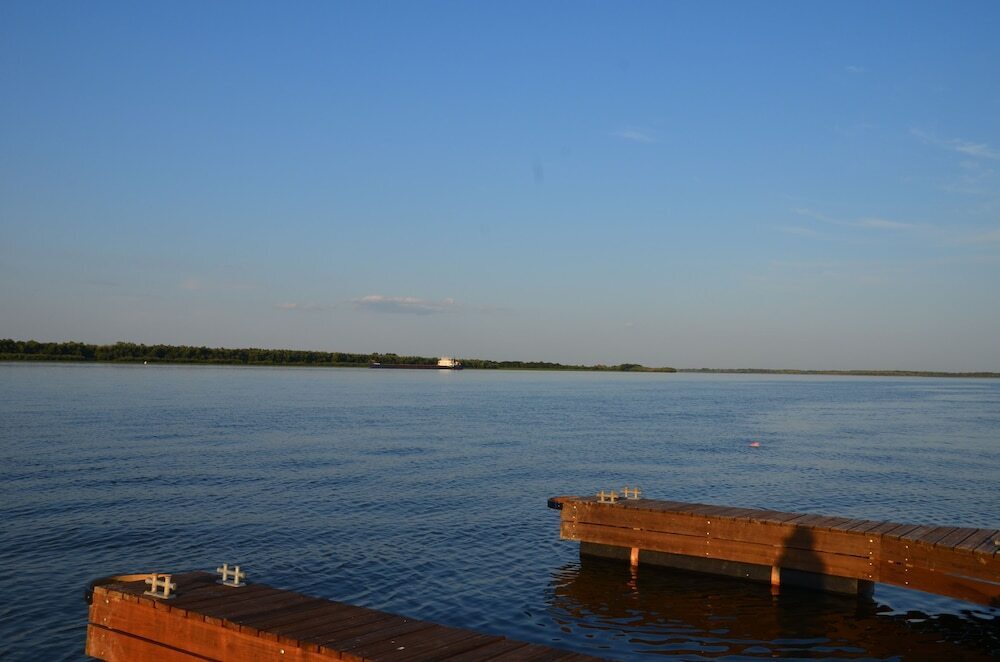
2 1 998 370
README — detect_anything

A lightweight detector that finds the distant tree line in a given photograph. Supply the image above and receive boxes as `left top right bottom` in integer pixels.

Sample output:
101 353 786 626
0 339 675 372
460 358 673 372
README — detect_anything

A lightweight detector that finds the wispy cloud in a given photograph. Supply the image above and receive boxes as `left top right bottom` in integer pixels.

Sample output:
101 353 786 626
845 65 866 74
957 228 1000 244
612 128 657 144
275 302 331 312
911 128 1000 160
776 225 835 240
791 208 919 232
351 295 460 315
853 217 916 230
791 208 835 223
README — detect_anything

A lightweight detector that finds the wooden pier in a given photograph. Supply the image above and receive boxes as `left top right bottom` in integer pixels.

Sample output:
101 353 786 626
549 495 999 606
85 571 599 661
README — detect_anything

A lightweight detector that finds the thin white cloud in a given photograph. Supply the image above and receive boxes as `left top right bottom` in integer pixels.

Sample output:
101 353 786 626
845 65 866 74
351 295 460 315
911 128 1000 160
957 228 1000 244
275 302 330 312
612 128 657 144
852 217 916 230
791 208 919 232
791 207 835 223
776 225 834 240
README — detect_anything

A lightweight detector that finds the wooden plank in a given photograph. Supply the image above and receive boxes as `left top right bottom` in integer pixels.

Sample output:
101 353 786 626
954 529 998 553
199 588 290 624
703 506 754 517
847 519 899 535
85 624 214 662
208 592 319 627
170 585 276 612
566 503 875 557
752 510 813 524
278 609 399 644
221 593 321 628
827 518 870 531
617 498 705 513
89 587 332 661
342 623 495 660
805 516 856 531
955 529 1000 553
882 537 1000 584
567 504 725 538
263 603 374 642
880 561 999 606
567 521 872 578
974 535 1000 555
318 619 436 653
905 526 959 545
784 514 827 527
370 627 505 662
307 613 414 646
868 522 920 538
437 639 534 661
490 648 582 661
932 527 983 549
330 620 443 653
889 524 938 541
239 601 348 635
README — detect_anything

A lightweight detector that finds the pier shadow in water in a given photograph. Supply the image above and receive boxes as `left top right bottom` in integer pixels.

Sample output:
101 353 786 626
545 555 998 659
775 527 870 599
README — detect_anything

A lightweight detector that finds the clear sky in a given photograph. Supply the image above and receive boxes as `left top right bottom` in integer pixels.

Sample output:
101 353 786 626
2 1 999 370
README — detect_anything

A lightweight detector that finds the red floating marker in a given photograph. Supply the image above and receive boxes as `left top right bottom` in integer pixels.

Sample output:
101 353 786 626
749 441 761 448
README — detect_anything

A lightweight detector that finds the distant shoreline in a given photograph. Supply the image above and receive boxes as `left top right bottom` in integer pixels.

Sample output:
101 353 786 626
2 339 997 378
675 368 1000 379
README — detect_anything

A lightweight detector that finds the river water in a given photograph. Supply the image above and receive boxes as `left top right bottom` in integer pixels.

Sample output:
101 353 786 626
0 363 997 660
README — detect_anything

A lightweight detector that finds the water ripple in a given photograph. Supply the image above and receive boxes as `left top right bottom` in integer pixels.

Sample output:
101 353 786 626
0 366 997 660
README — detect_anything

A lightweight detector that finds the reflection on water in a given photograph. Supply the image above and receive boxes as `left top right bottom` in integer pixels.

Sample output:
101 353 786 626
547 556 998 659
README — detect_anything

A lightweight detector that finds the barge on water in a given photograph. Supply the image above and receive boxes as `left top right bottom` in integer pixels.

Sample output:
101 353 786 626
370 357 463 370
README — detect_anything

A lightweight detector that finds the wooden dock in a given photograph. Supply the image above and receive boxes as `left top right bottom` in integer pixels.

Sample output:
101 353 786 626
550 495 999 606
85 571 600 661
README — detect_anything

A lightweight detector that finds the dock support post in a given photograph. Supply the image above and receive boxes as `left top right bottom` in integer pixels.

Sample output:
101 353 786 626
770 565 780 587
630 547 639 567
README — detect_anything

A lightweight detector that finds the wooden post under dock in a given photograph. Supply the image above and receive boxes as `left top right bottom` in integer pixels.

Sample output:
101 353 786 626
549 495 999 606
85 571 600 661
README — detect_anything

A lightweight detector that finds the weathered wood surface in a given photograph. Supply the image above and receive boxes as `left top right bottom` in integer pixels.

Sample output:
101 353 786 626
553 496 999 606
86 572 600 661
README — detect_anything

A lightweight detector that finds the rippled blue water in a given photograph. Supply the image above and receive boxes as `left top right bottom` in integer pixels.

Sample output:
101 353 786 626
0 364 997 660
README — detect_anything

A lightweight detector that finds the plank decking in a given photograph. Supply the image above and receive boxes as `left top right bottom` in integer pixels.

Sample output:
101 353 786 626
85 572 600 661
550 496 999 606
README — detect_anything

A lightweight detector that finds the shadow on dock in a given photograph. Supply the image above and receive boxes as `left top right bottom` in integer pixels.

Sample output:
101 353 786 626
545 556 999 659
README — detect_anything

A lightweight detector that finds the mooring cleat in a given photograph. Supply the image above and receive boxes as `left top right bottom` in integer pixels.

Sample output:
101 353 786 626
217 563 246 587
144 573 177 599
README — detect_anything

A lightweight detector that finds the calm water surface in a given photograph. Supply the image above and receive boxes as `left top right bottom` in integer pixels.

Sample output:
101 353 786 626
1 364 997 660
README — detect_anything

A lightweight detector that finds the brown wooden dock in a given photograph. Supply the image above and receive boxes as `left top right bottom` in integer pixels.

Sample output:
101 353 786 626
86 571 600 661
550 495 999 606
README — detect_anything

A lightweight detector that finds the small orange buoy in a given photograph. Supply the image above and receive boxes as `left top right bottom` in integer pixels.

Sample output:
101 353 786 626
749 441 761 448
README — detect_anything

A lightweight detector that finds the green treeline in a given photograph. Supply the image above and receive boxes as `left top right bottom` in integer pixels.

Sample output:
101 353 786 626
0 339 676 372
